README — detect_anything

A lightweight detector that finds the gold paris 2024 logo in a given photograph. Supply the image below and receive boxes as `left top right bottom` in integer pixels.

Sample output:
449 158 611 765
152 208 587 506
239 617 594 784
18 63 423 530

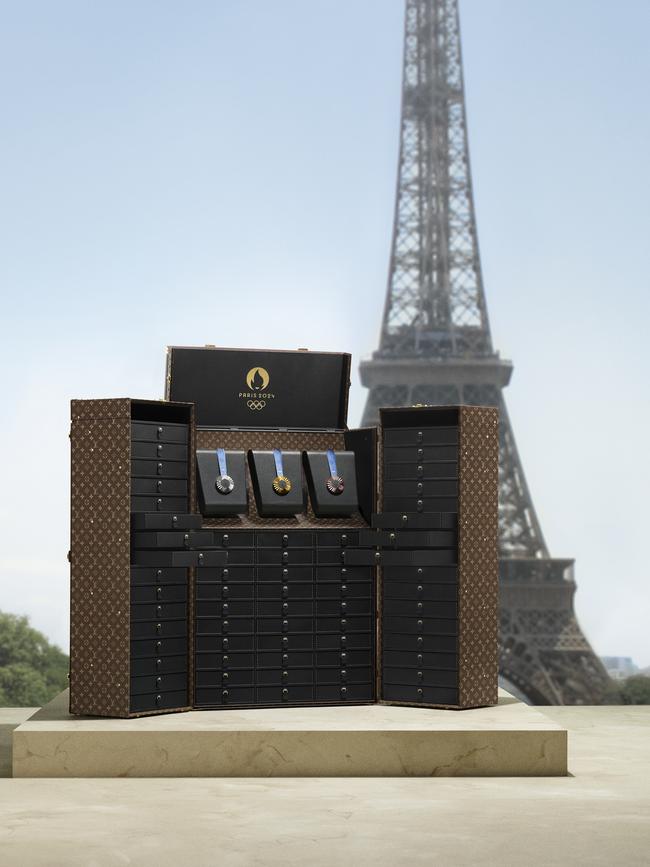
240 366 275 410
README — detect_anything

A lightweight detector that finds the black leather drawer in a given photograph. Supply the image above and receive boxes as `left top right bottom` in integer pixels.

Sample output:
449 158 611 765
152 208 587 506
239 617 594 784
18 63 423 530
130 636 187 657
315 566 374 580
340 549 379 567
196 651 254 670
132 550 227 568
197 566 254 582
195 687 254 706
130 654 187 677
130 619 187 640
316 616 373 633
195 635 255 653
383 616 457 635
383 427 458 447
382 581 457 602
130 567 188 586
380 549 456 567
257 600 314 616
316 531 359 548
196 600 255 618
258 582 313 600
212 531 255 549
131 496 189 514
316 632 373 651
372 512 457 530
257 549 314 566
315 667 374 685
381 650 457 670
381 633 457 653
256 531 314 548
257 633 314 651
257 616 314 634
196 669 253 687
315 684 373 702
315 581 373 599
225 549 256 565
381 599 457 618
257 566 313 581
130 690 188 713
384 461 458 481
359 529 456 549
257 668 314 686
315 599 373 616
382 496 457 514
382 565 457 582
131 602 187 621
131 513 201 531
131 459 188 479
131 672 187 696
383 444 458 463
131 442 188 462
196 582 254 601
196 617 254 635
257 651 314 668
382 668 458 688
131 478 188 496
383 479 458 499
131 421 188 443
131 530 213 549
382 684 459 705
257 686 313 703
317 650 372 667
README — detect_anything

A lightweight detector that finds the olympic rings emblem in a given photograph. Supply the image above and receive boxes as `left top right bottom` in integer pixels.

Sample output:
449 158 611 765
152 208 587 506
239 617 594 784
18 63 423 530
247 400 266 411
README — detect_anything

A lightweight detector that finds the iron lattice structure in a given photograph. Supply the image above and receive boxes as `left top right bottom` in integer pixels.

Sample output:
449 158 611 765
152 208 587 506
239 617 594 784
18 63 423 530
360 0 610 704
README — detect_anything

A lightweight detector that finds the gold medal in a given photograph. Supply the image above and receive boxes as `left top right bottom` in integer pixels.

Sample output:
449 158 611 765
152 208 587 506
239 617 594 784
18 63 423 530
272 449 292 496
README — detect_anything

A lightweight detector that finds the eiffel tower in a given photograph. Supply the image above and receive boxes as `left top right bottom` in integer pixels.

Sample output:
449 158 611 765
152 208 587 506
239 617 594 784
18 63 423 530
360 0 611 704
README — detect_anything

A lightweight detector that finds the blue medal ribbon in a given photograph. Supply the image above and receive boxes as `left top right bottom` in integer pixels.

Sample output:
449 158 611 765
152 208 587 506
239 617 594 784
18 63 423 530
217 447 228 477
326 449 338 478
273 448 284 478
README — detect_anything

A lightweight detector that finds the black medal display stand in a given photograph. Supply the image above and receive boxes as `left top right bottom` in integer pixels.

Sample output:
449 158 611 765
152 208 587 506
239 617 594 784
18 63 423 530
196 450 248 516
248 450 306 517
303 451 359 517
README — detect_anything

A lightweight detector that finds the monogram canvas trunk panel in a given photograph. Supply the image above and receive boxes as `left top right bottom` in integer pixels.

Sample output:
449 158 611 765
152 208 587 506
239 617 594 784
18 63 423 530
195 429 368 529
458 405 499 708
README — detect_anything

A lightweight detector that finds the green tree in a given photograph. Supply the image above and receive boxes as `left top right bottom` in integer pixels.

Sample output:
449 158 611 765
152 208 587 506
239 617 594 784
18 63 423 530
0 611 69 706
619 675 650 705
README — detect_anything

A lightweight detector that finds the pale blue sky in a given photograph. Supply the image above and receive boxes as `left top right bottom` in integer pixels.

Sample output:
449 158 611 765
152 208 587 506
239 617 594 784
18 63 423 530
0 1 649 667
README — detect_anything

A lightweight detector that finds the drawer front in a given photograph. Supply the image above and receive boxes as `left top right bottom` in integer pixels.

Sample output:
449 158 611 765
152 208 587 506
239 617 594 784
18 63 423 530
131 459 188 479
130 567 188 586
382 581 457 602
360 529 457 549
196 669 254 687
130 690 188 713
315 667 374 685
383 444 458 463
381 633 457 653
382 496 457 514
316 616 373 634
130 619 187 640
384 461 458 481
256 566 313 581
380 599 457 619
315 684 373 702
131 496 189 514
130 655 187 677
131 672 187 696
381 565 457 583
131 636 187 657
315 581 373 600
256 651 314 668
196 634 255 653
315 566 374 580
382 684 459 706
131 530 213 549
382 668 458 688
131 602 187 621
383 616 457 635
316 650 372 667
196 582 255 601
131 442 188 462
381 650 457 670
257 582 313 600
256 531 314 548
257 617 314 634
257 668 314 686
213 531 256 549
256 600 314 617
256 633 315 651
131 477 189 496
316 531 360 548
195 687 255 706
197 566 255 583
383 479 458 499
315 599 373 617
130 513 201 531
131 421 188 444
131 550 226 568
372 512 457 530
130 584 188 604
257 549 314 566
316 632 373 651
340 549 379 567
380 549 456 567
196 617 254 635
195 652 255 670
383 427 457 447
196 600 255 618
257 686 314 704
